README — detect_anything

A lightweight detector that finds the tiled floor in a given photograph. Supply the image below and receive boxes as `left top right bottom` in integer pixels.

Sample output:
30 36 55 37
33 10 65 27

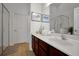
3 42 35 56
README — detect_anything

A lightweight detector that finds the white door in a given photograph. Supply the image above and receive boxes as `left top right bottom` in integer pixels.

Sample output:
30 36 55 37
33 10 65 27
3 6 9 50
13 13 28 44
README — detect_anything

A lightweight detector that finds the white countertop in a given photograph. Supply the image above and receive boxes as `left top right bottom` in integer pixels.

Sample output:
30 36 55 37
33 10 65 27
32 33 79 56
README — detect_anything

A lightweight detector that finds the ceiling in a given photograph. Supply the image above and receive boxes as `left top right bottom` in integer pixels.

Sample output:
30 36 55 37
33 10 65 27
4 3 30 14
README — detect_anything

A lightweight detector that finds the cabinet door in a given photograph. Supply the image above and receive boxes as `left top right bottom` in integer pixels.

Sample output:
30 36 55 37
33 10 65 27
39 47 47 56
34 37 39 56
34 43 38 56
49 45 67 56
39 39 48 52
32 35 35 52
39 39 48 56
32 35 39 56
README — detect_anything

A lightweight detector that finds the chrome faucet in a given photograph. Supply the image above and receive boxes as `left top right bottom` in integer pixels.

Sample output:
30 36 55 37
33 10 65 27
61 34 66 40
39 25 44 34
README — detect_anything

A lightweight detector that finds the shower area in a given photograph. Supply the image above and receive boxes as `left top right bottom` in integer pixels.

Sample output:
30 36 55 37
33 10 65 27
50 15 69 34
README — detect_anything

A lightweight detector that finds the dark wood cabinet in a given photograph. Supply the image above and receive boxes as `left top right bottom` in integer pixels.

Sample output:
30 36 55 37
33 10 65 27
39 39 48 52
32 35 68 56
34 42 39 55
32 35 35 51
39 47 47 56
39 39 48 56
49 45 68 56
32 35 39 56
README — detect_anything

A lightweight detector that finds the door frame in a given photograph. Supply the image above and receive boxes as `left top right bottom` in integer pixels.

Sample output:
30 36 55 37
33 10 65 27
1 3 10 55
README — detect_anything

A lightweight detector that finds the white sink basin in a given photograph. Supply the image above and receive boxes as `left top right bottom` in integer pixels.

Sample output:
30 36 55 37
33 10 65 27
53 39 73 46
42 33 79 47
66 38 79 45
49 36 74 46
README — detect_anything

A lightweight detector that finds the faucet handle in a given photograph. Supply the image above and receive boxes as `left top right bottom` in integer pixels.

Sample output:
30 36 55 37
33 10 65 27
61 34 66 40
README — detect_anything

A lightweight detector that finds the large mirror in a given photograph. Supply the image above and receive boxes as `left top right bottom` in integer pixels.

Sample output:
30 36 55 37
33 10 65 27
49 3 76 35
53 15 70 34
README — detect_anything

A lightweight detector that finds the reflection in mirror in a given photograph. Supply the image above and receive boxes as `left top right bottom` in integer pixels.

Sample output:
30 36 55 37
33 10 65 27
52 15 71 34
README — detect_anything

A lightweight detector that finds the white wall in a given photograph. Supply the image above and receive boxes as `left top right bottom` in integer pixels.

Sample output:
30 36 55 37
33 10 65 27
42 4 49 15
30 3 50 51
50 3 79 30
31 3 42 13
31 3 49 15
4 3 31 46
31 3 50 33
31 3 43 34
74 7 79 34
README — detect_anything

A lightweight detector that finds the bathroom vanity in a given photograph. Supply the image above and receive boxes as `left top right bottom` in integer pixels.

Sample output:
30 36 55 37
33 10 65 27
32 35 67 56
32 33 79 56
